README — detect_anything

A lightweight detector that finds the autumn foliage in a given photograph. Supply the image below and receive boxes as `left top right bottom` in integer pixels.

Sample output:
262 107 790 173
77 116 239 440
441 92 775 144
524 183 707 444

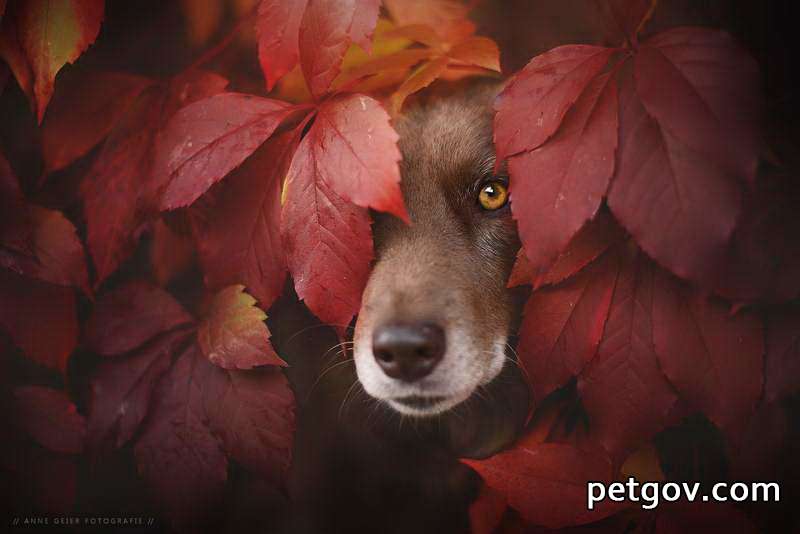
0 0 798 532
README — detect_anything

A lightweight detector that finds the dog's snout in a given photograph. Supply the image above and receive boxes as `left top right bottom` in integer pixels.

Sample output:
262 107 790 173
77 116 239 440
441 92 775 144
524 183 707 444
372 322 445 382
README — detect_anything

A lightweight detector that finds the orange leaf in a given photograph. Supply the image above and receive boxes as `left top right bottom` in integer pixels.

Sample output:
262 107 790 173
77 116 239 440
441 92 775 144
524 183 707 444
447 36 500 71
390 56 449 113
342 48 433 83
15 0 104 122
384 0 471 42
198 285 286 369
383 23 443 48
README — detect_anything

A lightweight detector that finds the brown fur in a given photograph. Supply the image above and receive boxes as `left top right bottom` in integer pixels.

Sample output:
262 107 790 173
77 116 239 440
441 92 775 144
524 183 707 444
279 81 529 533
353 81 521 416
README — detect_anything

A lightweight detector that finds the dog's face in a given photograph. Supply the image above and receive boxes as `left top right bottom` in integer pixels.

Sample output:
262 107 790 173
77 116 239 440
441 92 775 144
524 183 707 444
353 84 520 416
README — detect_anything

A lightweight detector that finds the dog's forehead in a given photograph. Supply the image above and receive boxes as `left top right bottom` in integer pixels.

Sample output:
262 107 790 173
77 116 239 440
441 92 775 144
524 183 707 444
395 88 496 191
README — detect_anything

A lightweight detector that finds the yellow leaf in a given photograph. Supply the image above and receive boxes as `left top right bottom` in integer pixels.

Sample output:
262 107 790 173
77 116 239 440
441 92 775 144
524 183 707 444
198 285 286 369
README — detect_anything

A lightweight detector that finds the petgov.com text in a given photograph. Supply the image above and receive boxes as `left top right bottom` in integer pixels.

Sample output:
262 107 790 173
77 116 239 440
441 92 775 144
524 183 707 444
587 478 780 511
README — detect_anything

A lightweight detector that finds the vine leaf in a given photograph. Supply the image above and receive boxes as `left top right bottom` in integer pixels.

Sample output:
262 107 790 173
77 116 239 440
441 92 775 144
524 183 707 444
14 0 104 122
198 285 285 369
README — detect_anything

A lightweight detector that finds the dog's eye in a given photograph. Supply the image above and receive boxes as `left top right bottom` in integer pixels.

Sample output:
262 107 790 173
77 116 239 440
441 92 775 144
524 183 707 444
478 181 509 211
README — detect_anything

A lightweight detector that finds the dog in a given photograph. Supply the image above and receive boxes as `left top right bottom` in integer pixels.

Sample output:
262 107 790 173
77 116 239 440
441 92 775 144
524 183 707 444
354 81 523 417
277 81 530 534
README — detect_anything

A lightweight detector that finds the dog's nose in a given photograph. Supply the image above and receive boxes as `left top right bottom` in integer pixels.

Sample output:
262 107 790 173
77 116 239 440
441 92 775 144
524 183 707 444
372 322 445 381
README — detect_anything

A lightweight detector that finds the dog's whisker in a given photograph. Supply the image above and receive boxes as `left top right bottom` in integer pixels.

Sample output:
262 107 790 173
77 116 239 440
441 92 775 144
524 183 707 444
475 383 496 406
366 395 383 426
319 340 355 364
504 342 521 361
338 379 362 422
478 346 530 385
316 341 355 373
284 323 355 346
306 357 355 403
471 385 489 406
318 346 352 370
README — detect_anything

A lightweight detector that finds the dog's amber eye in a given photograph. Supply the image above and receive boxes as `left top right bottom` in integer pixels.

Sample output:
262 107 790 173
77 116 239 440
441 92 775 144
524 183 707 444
478 181 509 210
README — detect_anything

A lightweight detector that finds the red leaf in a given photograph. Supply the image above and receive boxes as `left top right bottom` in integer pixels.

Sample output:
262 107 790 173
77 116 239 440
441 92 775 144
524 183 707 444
578 247 678 460
306 94 406 220
347 0 380 52
510 210 626 289
84 281 194 356
161 69 230 115
41 70 153 172
82 72 227 284
298 0 353 99
518 251 618 403
198 285 285 369
81 86 163 284
0 206 89 293
507 250 533 289
716 169 800 303
133 342 294 526
29 206 88 292
298 0 378 99
464 440 623 529
15 0 104 122
764 307 800 403
509 72 618 276
607 72 741 287
636 28 762 183
202 365 295 482
156 93 296 210
88 329 192 452
191 132 297 309
652 273 763 431
11 385 86 454
281 121 374 327
0 15 33 104
255 0 309 90
469 483 508 534
0 269 77 372
134 345 228 529
494 45 615 163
